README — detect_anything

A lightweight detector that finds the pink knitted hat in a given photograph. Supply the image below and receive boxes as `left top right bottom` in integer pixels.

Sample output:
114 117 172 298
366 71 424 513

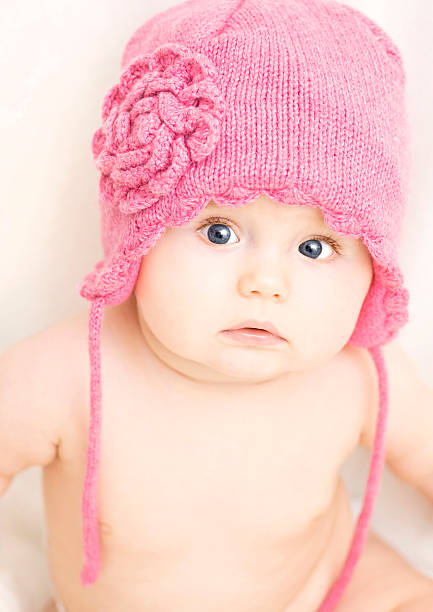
77 0 411 608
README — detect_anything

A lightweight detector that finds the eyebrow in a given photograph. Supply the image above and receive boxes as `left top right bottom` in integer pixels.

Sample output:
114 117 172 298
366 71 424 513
203 202 335 230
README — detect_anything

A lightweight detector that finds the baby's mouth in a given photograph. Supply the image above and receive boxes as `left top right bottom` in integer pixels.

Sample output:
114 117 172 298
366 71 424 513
220 328 287 345
229 328 276 337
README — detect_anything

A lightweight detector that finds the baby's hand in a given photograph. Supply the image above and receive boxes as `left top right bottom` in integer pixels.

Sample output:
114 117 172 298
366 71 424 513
359 340 433 503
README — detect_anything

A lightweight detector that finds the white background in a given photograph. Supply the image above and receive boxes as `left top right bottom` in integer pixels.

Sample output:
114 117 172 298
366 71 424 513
0 1 432 610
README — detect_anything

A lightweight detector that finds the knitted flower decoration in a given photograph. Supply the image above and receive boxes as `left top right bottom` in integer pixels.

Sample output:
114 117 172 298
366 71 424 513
91 43 226 215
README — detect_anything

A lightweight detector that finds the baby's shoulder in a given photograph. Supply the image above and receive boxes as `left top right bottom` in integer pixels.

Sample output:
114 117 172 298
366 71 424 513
332 343 379 436
332 344 377 398
291 344 377 443
16 308 92 405
42 300 134 374
0 308 93 480
301 343 376 400
1 309 86 382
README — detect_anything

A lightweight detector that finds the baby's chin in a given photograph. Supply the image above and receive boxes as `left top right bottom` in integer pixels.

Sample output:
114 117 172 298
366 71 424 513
171 355 290 386
199 342 350 384
191 347 306 386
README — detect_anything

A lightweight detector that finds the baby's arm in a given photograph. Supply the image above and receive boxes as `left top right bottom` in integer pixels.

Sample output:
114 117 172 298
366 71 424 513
0 319 76 495
359 340 433 503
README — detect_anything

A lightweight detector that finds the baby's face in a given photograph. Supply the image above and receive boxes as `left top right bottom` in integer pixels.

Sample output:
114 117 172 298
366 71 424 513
133 195 373 385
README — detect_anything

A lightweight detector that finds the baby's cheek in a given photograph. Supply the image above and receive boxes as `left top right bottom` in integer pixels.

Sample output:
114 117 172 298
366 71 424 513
292 287 359 357
320 290 366 350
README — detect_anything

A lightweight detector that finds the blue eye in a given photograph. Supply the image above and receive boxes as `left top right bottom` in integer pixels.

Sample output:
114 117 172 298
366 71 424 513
197 217 340 259
298 238 335 260
199 222 239 245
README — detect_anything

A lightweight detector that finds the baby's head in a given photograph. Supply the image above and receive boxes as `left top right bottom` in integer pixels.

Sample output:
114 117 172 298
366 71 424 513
133 195 373 384
81 0 410 357
77 0 412 588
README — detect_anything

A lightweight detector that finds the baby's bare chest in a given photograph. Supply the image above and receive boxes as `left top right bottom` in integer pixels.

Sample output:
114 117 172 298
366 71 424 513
44 347 367 610
92 357 364 559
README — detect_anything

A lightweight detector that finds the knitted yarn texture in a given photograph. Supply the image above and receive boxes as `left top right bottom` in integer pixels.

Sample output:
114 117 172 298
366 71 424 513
76 0 411 610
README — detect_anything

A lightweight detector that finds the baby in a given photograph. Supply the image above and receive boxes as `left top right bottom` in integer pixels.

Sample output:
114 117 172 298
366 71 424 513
1 0 433 611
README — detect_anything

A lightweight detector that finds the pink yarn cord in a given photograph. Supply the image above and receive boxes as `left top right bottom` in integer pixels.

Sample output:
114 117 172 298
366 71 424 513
316 345 388 611
80 296 105 586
